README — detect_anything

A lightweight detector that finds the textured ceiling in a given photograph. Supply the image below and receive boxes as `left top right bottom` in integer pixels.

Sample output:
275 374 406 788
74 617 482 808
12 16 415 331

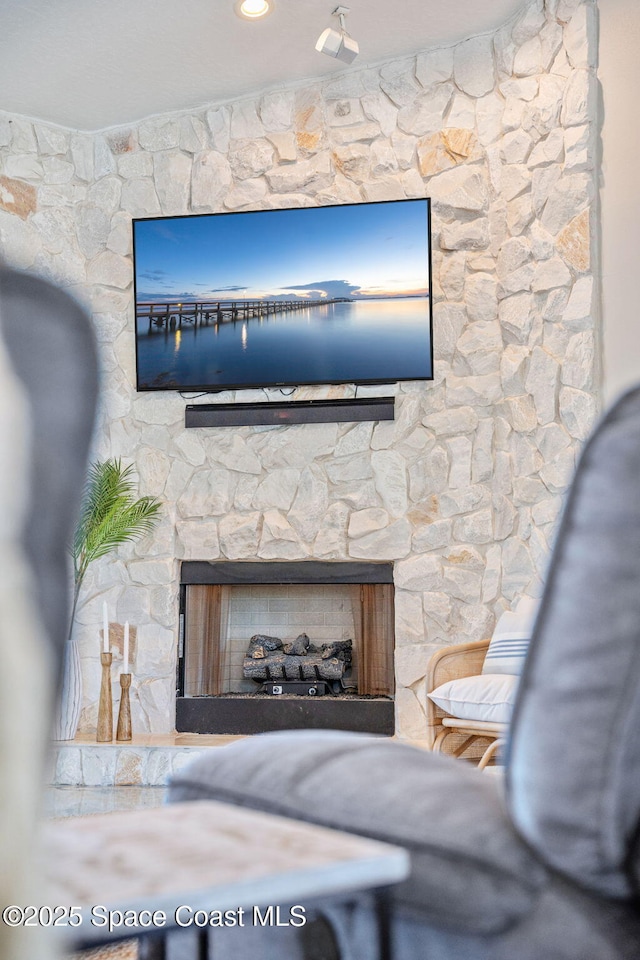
0 0 528 132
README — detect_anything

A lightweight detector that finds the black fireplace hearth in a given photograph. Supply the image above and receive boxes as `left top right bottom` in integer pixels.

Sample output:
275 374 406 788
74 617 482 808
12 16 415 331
176 561 395 736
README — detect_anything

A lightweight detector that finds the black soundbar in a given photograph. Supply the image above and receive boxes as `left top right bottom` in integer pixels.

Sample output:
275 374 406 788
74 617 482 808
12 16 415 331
185 396 395 428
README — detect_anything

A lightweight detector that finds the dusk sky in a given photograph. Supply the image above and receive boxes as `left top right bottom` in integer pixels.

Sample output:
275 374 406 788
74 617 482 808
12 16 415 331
134 199 430 303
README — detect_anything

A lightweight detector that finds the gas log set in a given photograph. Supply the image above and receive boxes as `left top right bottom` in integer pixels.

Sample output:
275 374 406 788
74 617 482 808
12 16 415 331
243 633 353 694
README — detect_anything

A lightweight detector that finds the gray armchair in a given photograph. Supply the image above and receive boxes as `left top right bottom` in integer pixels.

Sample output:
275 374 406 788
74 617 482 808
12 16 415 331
169 386 640 959
0 265 97 960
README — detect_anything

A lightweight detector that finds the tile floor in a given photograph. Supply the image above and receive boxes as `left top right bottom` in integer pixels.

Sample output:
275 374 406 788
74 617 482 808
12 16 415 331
44 785 167 819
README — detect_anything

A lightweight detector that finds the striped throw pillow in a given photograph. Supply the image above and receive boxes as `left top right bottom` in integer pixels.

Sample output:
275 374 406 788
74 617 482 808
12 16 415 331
482 598 539 676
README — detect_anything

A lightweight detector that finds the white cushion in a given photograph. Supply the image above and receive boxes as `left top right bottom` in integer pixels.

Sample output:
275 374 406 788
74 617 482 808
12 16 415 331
482 598 540 676
427 674 519 724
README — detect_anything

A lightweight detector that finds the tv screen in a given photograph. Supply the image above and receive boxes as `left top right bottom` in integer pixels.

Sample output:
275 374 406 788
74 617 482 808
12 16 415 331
133 198 433 393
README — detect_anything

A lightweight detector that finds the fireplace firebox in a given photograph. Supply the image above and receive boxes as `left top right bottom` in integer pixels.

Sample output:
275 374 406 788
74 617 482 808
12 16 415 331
176 561 395 735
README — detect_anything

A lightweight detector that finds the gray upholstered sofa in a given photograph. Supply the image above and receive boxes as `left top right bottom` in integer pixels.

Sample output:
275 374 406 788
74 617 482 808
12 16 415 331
169 386 640 959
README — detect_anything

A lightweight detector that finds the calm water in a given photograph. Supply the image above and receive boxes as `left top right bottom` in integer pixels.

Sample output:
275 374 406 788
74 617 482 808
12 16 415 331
135 297 432 390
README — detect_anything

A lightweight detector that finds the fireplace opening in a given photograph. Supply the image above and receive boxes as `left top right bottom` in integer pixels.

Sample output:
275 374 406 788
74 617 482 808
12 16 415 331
176 561 395 735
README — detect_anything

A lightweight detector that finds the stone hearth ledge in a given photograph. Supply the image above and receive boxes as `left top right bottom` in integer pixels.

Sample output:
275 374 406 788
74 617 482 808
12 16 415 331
50 733 244 786
50 733 431 786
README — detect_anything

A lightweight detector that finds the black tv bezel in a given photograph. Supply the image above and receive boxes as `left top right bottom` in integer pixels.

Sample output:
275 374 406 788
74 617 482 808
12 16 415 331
132 197 434 394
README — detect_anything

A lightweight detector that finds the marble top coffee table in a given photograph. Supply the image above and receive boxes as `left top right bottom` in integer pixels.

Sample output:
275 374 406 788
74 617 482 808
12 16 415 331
43 800 410 950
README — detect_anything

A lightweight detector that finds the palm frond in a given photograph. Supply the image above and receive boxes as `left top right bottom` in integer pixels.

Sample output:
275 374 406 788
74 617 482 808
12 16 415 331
72 459 161 588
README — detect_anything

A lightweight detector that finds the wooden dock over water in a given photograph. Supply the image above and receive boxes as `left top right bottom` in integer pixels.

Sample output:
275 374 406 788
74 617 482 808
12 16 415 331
137 298 346 332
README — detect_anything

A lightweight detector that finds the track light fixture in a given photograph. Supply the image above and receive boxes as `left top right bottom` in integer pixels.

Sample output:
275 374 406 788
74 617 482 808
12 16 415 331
315 6 359 64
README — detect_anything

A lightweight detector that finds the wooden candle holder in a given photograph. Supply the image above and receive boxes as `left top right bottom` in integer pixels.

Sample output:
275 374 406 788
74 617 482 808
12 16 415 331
116 673 132 742
96 651 113 742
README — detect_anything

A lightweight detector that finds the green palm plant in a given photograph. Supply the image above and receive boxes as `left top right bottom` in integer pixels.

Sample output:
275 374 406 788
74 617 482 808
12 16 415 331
70 458 162 634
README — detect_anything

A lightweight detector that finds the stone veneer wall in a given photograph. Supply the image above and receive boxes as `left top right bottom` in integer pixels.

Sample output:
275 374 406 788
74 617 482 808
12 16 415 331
0 0 598 739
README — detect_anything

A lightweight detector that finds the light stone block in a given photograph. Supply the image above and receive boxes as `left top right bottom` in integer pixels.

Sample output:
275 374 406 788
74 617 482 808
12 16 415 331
562 275 594 327
442 565 482 603
561 69 594 128
446 436 472 489
561 330 594 390
81 749 117 787
54 748 83 786
499 291 535 342
228 139 274 180
394 590 425 646
207 434 262 475
539 447 577 493
264 132 296 164
395 687 428 741
433 303 467 360
395 555 442 592
4 155 43 180
117 586 151 624
379 60 421 108
440 485 489 519
557 207 590 273
536 422 572 461
425 406 478 437
43 157 74 184
86 251 131 289
458 322 503 376
138 119 179 152
259 91 294 131
134 624 176 677
559 386 597 440
446 373 501 407
219 513 261 560
397 85 454 137
288 465 329 542
482 544 502 603
154 151 192 215
191 151 232 211
501 539 535 600
416 46 454 88
230 100 264 140
395 644 433 687
370 450 408 517
361 93 398 138
474 92 504 146
429 166 489 218
412 520 453 553
206 107 231 153
311 502 349 559
514 36 543 77
453 35 495 98
563 3 595 69
348 520 412 560
253 469 300 512
178 470 232 518
440 219 490 251
128 560 174 587
507 395 538 433
446 95 476 130
175 520 220 560
136 678 175 734
532 257 572 293
458 603 494 643
75 205 110 260
265 153 332 193
347 508 389 540
178 116 208 153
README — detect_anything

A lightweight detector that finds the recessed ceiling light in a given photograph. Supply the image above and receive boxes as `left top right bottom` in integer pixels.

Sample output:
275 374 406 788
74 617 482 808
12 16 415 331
235 0 273 19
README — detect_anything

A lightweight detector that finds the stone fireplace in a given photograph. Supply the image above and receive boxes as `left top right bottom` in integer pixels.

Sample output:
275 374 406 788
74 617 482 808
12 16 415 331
176 561 395 735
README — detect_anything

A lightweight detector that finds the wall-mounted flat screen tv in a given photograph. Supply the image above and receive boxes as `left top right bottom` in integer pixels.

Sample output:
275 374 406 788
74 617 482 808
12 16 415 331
133 198 433 393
